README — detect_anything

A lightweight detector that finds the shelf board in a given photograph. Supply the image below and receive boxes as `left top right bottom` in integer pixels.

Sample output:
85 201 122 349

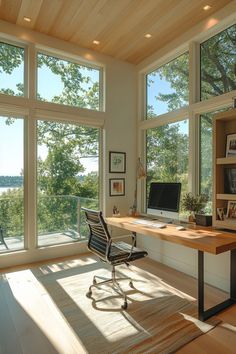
214 219 236 230
217 194 236 200
216 157 236 165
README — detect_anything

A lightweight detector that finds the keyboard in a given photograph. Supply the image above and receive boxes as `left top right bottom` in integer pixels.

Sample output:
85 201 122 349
132 219 166 229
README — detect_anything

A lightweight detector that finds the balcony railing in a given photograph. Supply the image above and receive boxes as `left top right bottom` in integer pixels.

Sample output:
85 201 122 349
0 194 98 252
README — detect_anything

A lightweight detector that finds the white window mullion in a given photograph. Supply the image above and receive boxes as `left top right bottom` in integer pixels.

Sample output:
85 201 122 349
188 42 200 195
28 43 36 101
26 112 37 250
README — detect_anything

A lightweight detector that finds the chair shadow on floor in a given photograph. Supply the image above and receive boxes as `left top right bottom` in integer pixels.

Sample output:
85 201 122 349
30 257 217 354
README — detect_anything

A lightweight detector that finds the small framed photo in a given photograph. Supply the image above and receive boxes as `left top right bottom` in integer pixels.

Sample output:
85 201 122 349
109 178 125 196
109 151 126 173
226 201 236 218
226 133 236 157
217 207 225 221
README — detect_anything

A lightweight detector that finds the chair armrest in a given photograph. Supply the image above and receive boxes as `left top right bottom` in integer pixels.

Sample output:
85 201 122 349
112 233 137 259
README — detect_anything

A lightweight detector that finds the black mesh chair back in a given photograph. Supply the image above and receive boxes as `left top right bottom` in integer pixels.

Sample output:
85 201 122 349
83 208 111 260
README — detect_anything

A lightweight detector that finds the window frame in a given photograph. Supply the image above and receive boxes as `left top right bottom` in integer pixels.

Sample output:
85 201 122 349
0 39 27 98
36 48 104 112
145 51 190 119
0 38 104 255
139 20 236 215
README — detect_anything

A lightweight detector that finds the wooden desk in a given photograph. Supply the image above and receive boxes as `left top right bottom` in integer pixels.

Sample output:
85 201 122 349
106 216 236 321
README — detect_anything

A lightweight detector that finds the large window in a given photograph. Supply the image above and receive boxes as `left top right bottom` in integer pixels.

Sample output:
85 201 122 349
0 39 103 255
0 116 24 252
37 120 99 246
200 24 236 100
146 52 189 118
0 42 24 97
146 119 189 211
37 53 101 110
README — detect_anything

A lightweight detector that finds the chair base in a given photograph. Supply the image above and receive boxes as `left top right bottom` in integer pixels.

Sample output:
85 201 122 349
86 265 133 309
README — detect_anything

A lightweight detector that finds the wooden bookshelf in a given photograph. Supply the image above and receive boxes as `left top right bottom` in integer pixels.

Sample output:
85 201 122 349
213 109 236 230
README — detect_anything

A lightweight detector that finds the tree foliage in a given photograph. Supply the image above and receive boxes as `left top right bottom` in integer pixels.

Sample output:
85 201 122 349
0 45 100 242
37 53 100 110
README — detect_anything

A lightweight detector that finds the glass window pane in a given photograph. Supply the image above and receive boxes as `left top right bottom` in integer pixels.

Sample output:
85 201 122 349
200 107 230 212
0 42 24 97
200 24 236 100
37 120 99 246
146 52 189 118
0 116 24 252
146 119 189 212
37 53 101 110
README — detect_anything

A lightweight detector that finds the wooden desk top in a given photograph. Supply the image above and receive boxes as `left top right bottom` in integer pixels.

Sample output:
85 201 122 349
106 216 236 255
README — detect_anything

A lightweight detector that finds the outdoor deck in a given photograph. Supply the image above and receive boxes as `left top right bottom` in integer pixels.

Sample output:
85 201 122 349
0 232 86 252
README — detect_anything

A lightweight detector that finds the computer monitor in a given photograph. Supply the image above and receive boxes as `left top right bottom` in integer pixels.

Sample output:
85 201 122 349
147 182 181 220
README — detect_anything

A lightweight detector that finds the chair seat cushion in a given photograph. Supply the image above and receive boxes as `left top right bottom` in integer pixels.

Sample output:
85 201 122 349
108 241 148 264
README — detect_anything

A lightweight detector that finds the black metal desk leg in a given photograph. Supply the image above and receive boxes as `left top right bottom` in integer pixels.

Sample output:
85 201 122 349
198 248 236 321
231 249 236 301
198 250 204 320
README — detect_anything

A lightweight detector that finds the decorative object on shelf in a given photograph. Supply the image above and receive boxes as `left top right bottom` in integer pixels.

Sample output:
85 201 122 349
109 178 125 196
195 214 212 226
226 133 236 157
224 168 236 194
226 201 236 219
109 151 126 173
182 192 209 222
217 207 225 221
132 157 146 215
112 205 120 217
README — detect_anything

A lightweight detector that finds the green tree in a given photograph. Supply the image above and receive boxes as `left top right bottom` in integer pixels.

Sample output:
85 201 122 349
0 44 100 240
37 53 100 110
147 24 236 113
146 122 188 198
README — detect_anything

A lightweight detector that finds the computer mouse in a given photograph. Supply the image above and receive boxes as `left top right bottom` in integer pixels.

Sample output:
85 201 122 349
176 226 186 231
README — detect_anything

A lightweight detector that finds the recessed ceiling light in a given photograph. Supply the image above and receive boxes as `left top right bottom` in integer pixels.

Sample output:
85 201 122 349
93 40 100 45
203 5 212 11
23 16 31 22
145 33 152 38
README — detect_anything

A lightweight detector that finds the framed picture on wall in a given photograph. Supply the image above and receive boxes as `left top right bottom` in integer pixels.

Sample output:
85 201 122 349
109 178 125 196
109 151 126 173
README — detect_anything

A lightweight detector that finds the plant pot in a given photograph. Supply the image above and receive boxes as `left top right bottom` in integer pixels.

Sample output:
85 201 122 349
195 214 212 226
188 211 196 222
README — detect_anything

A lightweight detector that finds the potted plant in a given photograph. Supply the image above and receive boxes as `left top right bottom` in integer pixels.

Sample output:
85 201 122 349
182 193 210 224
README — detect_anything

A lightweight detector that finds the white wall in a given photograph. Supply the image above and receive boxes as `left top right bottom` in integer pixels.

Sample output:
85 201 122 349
0 20 136 267
138 235 230 292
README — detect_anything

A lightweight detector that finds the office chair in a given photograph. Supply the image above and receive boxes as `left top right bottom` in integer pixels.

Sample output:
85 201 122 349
82 208 148 309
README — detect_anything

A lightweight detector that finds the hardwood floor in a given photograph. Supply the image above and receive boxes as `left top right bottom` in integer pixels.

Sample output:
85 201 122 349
0 254 235 354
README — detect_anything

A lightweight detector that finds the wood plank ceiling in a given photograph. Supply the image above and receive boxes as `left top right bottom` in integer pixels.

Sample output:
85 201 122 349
0 0 233 64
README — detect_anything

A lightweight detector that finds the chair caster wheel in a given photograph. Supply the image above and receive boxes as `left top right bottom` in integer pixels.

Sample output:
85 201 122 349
121 301 128 310
129 281 133 288
86 291 92 298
